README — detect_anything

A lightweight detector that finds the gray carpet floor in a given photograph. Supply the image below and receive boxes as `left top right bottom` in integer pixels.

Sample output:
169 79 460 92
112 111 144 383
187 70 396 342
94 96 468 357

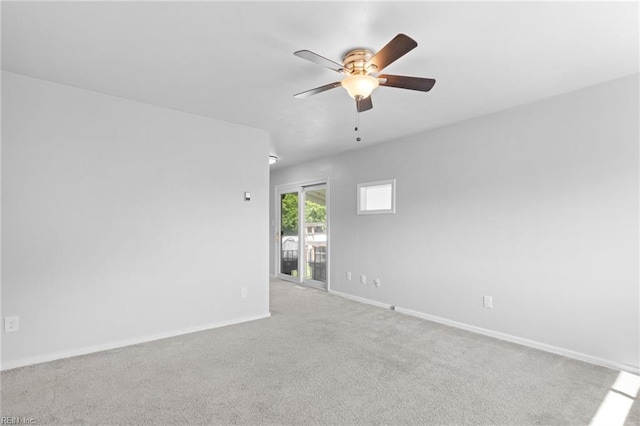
1 278 639 425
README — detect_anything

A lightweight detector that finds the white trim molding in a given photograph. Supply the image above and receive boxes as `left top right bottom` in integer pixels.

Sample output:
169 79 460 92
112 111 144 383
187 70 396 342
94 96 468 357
356 178 396 215
328 289 393 310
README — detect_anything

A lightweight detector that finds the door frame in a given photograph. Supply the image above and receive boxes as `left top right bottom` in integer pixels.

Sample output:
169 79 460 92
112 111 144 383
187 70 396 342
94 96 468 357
275 177 330 291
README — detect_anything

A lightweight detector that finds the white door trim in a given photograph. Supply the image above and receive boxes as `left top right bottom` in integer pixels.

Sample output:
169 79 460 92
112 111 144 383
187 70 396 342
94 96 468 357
274 177 330 290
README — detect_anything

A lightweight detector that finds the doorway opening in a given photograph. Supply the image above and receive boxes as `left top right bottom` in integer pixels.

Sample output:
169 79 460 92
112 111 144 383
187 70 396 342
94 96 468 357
277 182 328 290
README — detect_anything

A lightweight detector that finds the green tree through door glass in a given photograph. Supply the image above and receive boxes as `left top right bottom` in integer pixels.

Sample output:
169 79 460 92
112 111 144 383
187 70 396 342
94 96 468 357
281 193 299 277
281 193 299 236
304 199 326 225
281 194 326 235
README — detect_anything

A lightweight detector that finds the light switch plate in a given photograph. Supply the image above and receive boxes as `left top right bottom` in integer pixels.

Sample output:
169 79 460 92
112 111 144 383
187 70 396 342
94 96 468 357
483 295 493 309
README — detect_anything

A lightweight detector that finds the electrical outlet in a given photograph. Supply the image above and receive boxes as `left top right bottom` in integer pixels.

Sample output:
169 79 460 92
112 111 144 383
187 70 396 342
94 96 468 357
241 287 248 298
5 316 19 333
346 272 352 281
374 278 381 287
360 274 367 285
483 295 493 309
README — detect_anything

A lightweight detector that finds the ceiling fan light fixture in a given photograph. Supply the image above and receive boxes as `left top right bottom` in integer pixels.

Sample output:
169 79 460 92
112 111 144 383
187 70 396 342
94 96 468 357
341 74 379 99
294 34 434 114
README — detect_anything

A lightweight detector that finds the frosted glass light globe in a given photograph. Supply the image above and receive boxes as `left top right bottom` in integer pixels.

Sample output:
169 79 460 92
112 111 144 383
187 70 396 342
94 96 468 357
341 75 379 99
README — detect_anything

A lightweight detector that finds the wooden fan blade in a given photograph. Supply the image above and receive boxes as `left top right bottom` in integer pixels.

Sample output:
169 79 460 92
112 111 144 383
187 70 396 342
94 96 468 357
294 50 344 73
365 34 417 73
378 74 436 92
356 95 373 112
294 81 342 99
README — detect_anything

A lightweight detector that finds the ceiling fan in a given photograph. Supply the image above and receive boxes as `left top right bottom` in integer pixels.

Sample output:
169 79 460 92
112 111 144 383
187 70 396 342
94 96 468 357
293 34 436 113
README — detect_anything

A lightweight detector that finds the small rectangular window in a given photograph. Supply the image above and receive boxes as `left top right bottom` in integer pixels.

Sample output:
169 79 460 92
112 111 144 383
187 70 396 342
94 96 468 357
357 179 396 215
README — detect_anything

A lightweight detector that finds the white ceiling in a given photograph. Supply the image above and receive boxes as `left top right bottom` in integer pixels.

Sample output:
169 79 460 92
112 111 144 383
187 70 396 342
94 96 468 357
2 1 638 169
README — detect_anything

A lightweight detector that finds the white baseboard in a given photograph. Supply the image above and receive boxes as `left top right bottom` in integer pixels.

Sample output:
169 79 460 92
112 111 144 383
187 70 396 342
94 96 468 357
1 312 271 371
328 290 639 375
329 289 392 310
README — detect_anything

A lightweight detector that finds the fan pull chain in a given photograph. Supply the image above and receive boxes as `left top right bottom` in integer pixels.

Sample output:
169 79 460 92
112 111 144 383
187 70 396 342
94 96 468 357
355 110 361 142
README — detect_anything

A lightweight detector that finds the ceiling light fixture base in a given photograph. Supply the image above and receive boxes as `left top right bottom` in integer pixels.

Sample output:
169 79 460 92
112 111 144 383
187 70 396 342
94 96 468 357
341 48 376 75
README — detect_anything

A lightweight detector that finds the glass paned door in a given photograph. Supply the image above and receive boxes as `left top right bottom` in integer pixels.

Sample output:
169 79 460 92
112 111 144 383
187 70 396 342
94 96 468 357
303 186 327 286
280 191 299 278
277 183 328 289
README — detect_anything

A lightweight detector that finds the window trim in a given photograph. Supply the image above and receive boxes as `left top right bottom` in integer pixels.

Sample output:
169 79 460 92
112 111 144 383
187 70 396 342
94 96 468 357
357 178 396 215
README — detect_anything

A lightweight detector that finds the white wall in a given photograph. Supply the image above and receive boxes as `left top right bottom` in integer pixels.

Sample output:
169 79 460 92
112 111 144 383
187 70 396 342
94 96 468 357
2 72 270 368
270 74 639 371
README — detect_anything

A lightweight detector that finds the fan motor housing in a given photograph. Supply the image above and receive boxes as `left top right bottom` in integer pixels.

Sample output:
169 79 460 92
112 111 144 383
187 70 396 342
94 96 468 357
342 49 376 75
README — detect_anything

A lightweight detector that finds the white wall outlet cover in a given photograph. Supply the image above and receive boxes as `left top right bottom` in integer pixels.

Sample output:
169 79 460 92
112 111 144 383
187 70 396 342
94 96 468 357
360 275 367 284
346 272 352 280
483 295 493 309
5 316 19 332
374 278 381 287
